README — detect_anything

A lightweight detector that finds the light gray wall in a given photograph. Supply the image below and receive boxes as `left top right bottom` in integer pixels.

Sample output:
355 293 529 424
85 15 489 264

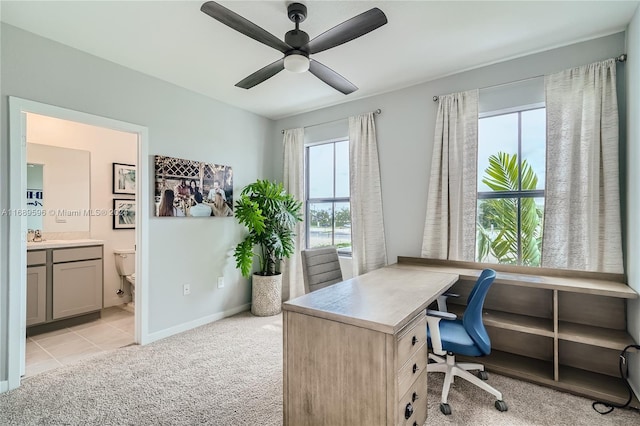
625 5 640 400
0 24 275 381
274 32 627 267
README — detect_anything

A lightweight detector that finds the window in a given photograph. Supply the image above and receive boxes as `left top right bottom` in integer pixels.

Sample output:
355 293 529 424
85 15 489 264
476 107 546 266
305 140 351 255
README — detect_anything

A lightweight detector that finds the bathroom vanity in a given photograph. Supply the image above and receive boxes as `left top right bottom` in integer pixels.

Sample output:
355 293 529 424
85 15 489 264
27 239 104 333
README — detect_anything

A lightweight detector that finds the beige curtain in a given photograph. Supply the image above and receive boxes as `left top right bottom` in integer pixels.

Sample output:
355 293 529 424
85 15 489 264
282 128 305 300
349 112 387 276
542 59 622 273
422 90 478 260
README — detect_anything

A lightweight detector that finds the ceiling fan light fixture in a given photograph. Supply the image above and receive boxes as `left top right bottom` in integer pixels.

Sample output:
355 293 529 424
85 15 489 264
284 54 310 73
201 2 387 93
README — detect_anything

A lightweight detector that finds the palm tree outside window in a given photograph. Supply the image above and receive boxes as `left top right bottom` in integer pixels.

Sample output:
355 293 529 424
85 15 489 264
476 107 546 266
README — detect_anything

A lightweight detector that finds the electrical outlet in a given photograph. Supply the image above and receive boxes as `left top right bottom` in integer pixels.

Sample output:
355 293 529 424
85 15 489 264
217 277 224 289
183 284 191 295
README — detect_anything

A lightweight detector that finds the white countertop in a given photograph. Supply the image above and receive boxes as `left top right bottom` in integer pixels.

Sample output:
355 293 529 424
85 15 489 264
27 239 105 250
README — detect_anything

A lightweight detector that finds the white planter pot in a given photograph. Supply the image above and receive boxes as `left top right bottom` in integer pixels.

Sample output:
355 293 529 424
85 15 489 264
251 273 282 316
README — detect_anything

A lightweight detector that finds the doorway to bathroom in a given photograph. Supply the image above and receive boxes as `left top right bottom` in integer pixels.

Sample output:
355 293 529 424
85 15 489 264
7 97 150 390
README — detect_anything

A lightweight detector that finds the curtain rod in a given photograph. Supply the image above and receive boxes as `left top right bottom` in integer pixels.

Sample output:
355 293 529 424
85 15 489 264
432 53 627 102
281 109 381 134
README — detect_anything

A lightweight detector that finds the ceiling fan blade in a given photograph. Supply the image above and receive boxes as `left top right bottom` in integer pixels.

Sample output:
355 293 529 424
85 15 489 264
307 8 387 55
235 58 285 89
309 59 357 95
201 1 291 53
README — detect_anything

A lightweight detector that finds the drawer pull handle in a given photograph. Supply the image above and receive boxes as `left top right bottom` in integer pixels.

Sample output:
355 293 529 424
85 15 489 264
411 336 418 346
412 391 419 402
404 402 414 419
412 363 419 374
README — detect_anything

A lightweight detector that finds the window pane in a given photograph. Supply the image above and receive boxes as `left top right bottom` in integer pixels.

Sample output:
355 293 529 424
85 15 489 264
476 197 543 266
334 201 351 255
478 113 518 191
306 140 351 255
308 144 334 199
308 202 333 248
521 109 546 190
335 141 350 198
476 197 518 264
521 197 544 267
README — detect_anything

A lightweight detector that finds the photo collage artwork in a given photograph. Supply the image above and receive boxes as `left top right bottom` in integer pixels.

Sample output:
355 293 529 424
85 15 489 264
154 155 233 218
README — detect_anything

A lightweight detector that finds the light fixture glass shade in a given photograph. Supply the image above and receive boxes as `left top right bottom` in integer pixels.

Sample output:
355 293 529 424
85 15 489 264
284 54 310 73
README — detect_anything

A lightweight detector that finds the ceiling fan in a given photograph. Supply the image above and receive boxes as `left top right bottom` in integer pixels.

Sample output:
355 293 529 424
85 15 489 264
200 1 388 94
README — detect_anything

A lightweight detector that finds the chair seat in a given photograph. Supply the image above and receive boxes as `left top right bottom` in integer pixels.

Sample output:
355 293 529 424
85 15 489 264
427 319 484 357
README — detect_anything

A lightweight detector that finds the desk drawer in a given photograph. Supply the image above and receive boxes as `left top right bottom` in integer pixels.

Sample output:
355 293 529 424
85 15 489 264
397 370 427 426
397 314 427 367
397 343 427 399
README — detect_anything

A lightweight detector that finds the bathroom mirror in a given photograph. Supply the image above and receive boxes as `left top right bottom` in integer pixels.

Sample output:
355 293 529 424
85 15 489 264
26 143 91 233
26 163 44 231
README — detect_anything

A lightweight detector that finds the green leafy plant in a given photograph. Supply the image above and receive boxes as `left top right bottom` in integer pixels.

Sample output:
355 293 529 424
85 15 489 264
233 180 303 277
476 152 543 266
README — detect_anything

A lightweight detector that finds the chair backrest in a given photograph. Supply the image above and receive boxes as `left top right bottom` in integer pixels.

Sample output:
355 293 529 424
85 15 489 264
462 269 497 356
301 247 343 294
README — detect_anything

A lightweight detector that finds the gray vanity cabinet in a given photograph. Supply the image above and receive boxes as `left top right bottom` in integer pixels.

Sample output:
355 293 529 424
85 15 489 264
52 246 103 319
26 243 104 331
26 250 47 326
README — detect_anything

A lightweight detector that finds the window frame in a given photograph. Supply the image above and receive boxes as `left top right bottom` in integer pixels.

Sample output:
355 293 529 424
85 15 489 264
304 138 351 255
477 103 545 266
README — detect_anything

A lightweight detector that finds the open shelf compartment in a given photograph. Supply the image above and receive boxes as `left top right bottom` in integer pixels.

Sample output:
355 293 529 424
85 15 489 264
558 365 640 408
558 321 635 350
460 350 554 383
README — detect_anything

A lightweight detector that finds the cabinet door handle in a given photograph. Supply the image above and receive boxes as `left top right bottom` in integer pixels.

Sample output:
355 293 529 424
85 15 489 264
411 335 418 346
404 402 414 419
412 391 419 402
412 363 419 374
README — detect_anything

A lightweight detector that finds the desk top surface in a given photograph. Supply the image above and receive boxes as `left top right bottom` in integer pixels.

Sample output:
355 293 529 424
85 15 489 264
283 264 458 335
397 257 638 299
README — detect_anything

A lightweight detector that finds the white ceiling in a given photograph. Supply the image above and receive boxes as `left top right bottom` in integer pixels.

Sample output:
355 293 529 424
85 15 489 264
1 1 638 120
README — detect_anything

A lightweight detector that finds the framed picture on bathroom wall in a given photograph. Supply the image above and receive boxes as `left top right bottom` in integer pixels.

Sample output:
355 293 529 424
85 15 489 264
113 198 136 229
154 155 233 218
113 163 136 195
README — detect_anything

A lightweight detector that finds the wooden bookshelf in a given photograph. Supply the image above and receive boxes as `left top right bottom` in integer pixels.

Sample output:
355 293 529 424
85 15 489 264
400 257 639 408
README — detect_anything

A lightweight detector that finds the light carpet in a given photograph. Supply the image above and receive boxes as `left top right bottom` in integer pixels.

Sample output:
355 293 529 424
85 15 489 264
0 311 638 425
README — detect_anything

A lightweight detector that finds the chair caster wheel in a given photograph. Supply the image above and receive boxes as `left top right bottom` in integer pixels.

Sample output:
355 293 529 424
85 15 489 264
478 370 488 380
440 403 452 415
495 400 508 412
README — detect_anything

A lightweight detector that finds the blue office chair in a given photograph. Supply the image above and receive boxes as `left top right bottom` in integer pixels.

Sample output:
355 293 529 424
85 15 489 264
426 268 508 415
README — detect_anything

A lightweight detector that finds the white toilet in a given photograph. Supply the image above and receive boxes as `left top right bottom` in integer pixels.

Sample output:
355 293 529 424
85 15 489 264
114 248 135 306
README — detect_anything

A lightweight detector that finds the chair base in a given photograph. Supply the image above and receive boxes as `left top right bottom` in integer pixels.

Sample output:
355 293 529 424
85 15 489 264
428 352 506 414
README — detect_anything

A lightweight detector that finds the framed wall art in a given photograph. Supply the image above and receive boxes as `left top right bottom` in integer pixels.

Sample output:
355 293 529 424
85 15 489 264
154 155 233 218
113 163 136 195
113 198 136 229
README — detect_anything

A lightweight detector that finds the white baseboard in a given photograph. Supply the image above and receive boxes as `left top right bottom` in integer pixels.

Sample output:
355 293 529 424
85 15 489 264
144 303 251 344
0 380 8 393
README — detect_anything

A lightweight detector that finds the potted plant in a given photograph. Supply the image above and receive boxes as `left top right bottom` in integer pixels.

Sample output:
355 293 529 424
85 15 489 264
234 179 303 316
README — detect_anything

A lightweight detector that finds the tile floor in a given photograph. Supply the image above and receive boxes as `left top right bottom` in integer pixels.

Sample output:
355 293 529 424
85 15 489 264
25 306 135 378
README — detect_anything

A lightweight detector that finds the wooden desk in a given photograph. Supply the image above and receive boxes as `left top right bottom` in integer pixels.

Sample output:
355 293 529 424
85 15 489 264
282 264 458 426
